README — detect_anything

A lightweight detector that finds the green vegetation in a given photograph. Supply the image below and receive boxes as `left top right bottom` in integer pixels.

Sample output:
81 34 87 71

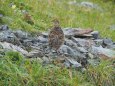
0 0 115 86
0 51 114 86
0 0 115 40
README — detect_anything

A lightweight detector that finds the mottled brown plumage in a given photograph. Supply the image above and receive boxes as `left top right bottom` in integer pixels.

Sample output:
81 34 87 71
48 19 64 52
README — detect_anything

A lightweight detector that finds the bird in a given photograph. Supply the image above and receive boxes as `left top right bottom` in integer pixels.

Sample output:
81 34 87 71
23 12 34 25
48 19 64 54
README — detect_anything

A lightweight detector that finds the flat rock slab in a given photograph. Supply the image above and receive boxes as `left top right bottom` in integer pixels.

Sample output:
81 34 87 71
64 28 93 38
0 42 28 55
91 46 115 59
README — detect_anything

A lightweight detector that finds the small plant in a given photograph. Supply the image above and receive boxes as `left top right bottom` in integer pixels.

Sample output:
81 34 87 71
4 51 24 65
86 60 115 86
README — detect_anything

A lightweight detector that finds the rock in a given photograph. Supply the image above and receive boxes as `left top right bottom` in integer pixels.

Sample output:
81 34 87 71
64 61 71 68
107 45 115 50
62 40 88 60
109 25 115 31
88 59 100 66
37 36 48 43
0 44 3 49
59 45 75 57
91 46 115 59
80 2 95 8
42 56 50 64
0 14 3 18
76 51 87 59
29 57 43 63
22 39 33 48
41 32 48 38
63 28 75 38
94 39 103 47
76 34 92 38
79 2 103 11
99 54 114 60
0 25 9 31
53 57 65 63
13 30 29 39
0 42 28 56
67 58 82 68
23 39 33 44
64 39 77 47
102 38 115 49
27 50 44 58
63 28 93 38
102 38 113 47
91 31 99 39
71 37 94 47
88 53 94 59
80 58 88 67
0 30 21 45
76 47 88 53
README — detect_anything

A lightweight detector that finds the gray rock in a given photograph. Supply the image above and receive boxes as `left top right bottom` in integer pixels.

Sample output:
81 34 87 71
77 47 88 53
42 56 50 64
91 46 115 58
71 37 94 47
0 30 21 45
27 50 44 58
80 2 95 8
107 45 115 50
0 42 28 56
22 39 33 47
80 58 88 67
94 39 103 47
63 28 93 38
0 25 9 31
88 59 100 66
109 25 115 31
59 45 75 56
65 39 77 47
0 14 3 18
79 2 103 12
102 39 115 49
63 28 75 38
91 31 99 39
88 53 95 59
60 42 87 60
42 32 48 38
38 36 48 43
67 58 82 68
64 61 71 68
13 30 29 39
103 38 113 46
29 57 43 63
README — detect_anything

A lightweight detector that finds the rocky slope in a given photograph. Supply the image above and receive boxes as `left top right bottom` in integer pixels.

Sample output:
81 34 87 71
0 25 115 70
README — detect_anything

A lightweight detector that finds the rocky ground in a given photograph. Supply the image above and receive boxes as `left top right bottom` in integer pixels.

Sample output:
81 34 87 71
0 25 115 70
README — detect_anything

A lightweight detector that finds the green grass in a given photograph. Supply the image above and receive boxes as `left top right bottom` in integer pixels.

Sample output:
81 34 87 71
0 0 115 86
0 51 114 86
0 51 91 86
0 0 115 40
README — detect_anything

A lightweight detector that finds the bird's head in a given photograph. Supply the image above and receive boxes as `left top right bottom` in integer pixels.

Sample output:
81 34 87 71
52 19 60 27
